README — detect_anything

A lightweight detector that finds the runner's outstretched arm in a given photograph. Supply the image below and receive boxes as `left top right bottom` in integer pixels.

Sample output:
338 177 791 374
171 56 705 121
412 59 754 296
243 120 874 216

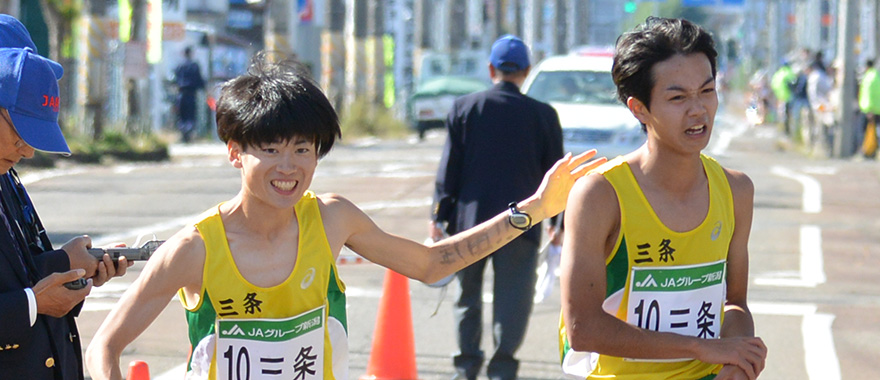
340 150 605 283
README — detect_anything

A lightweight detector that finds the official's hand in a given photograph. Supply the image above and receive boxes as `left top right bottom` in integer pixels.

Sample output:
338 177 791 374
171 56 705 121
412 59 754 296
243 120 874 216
62 235 98 277
91 242 134 287
32 269 92 318
530 150 606 220
92 254 132 287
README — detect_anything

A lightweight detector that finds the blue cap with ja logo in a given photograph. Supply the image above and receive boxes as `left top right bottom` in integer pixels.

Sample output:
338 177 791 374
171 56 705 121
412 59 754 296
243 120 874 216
0 47 70 155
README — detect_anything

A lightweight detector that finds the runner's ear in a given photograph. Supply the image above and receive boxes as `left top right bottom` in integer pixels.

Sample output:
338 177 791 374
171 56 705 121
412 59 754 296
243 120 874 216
228 141 244 169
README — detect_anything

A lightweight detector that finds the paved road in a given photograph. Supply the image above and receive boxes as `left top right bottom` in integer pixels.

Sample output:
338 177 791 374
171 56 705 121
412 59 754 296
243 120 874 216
21 110 880 379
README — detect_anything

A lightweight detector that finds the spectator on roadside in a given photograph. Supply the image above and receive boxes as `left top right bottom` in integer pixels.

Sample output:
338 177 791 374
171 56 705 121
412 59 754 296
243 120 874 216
789 63 812 137
858 59 880 158
430 35 564 380
806 61 835 151
173 46 205 143
771 60 797 131
0 14 130 379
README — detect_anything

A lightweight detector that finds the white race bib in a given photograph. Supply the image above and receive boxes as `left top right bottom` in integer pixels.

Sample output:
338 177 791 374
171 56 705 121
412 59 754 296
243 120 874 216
626 260 726 339
215 306 325 380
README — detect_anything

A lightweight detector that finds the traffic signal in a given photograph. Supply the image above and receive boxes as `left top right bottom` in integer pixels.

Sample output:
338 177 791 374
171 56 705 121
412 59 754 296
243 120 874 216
624 1 637 13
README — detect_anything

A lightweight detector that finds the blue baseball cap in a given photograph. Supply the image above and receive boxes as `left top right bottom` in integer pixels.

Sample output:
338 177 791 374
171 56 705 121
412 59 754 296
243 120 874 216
0 14 63 79
0 48 70 155
489 35 530 72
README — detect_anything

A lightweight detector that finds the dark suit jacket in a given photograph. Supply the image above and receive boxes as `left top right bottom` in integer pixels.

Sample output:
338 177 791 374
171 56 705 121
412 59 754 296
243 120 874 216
433 81 564 243
0 171 84 379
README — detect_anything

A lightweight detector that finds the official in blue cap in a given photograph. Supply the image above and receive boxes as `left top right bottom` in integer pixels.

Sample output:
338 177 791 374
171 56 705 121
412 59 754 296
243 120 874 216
430 34 564 380
0 14 130 380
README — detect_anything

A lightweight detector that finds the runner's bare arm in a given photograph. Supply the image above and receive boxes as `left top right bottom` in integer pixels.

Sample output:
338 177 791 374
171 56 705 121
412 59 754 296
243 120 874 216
328 151 604 284
561 173 767 370
715 169 767 379
85 227 206 380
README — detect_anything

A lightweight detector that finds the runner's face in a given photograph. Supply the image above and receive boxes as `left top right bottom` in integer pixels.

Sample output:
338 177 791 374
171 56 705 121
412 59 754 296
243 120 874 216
633 53 717 155
231 136 318 209
0 110 35 172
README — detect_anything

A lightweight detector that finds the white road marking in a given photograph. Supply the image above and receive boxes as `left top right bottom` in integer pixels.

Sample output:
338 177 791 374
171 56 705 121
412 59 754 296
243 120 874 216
19 168 89 185
770 166 822 213
750 302 840 380
152 362 188 380
802 313 841 380
754 225 826 287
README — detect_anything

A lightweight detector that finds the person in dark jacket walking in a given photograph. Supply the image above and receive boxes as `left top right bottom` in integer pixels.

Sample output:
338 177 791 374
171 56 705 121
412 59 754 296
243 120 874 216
174 47 205 143
0 14 129 379
430 35 564 380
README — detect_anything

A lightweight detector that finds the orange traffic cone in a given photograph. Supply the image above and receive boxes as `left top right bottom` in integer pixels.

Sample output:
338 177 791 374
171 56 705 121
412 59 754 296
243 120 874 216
360 269 418 380
127 360 149 380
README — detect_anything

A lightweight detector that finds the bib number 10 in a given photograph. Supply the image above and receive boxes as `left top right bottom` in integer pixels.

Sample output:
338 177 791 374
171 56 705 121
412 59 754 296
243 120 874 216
223 345 251 380
633 299 661 331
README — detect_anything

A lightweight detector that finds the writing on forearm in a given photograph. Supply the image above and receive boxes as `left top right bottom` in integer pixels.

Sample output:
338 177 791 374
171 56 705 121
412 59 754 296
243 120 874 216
436 218 520 267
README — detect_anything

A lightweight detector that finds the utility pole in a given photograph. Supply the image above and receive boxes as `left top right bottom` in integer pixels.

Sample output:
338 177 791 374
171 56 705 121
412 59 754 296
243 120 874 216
344 0 367 109
264 0 295 58
76 0 108 138
487 0 502 38
553 0 567 54
450 0 467 51
365 0 384 106
569 0 588 48
412 0 432 81
834 0 858 157
321 0 345 110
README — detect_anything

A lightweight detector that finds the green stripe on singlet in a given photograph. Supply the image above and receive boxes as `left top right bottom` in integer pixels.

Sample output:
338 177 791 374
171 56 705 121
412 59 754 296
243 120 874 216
606 236 630 298
185 291 218 370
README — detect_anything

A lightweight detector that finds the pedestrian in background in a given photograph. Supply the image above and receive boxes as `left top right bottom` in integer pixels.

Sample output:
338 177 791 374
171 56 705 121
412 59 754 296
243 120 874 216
806 60 834 153
858 59 880 158
0 14 129 379
430 34 563 380
770 60 796 132
174 46 205 143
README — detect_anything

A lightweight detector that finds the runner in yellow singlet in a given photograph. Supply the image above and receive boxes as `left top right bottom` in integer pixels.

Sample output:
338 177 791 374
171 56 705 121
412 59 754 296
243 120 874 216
85 54 605 380
559 18 767 380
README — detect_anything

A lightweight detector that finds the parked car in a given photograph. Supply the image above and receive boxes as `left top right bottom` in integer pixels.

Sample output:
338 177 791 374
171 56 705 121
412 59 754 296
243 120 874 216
409 75 489 139
521 53 645 158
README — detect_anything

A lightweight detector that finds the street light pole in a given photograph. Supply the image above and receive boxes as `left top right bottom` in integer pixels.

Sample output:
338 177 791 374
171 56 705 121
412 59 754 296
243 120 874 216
834 0 858 157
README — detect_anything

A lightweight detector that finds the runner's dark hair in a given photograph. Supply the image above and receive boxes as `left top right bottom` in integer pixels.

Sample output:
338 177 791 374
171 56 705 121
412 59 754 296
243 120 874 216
216 51 341 157
612 17 717 111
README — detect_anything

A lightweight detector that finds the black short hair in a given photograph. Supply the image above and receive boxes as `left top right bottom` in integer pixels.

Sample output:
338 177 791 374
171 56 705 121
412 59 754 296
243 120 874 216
216 52 340 157
612 17 718 110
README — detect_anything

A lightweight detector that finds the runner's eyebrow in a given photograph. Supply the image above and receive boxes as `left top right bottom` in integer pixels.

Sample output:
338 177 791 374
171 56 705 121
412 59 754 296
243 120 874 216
664 76 715 92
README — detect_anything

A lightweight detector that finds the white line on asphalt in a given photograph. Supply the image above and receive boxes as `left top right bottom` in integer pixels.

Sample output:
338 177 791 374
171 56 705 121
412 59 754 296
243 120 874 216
750 302 840 380
90 197 433 248
802 313 841 380
356 197 432 211
754 225 826 287
770 166 822 213
153 362 188 380
91 215 200 247
799 225 826 285
19 168 89 185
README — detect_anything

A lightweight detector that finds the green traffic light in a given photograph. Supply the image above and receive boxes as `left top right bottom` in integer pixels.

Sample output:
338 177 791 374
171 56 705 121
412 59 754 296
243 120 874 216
624 2 637 13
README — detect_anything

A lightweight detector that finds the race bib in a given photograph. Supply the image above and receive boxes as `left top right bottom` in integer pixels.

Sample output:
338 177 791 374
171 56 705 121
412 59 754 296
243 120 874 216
626 260 726 339
216 306 325 380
